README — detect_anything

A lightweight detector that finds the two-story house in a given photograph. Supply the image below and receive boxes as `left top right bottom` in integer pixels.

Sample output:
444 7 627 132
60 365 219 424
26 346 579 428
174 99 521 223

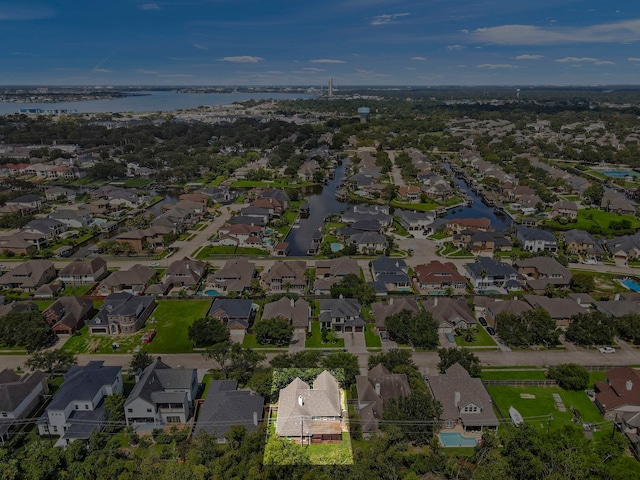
125 359 198 426
516 225 558 253
319 297 365 332
262 260 307 294
59 257 108 285
87 292 156 334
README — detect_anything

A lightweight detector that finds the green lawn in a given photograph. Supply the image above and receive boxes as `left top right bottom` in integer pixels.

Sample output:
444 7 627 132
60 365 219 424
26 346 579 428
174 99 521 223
455 327 497 347
390 200 438 211
487 385 606 432
231 180 314 188
364 324 382 348
242 333 289 349
304 432 353 465
305 321 345 348
33 300 54 311
123 178 153 188
60 300 212 354
61 285 93 296
144 300 212 353
543 208 640 235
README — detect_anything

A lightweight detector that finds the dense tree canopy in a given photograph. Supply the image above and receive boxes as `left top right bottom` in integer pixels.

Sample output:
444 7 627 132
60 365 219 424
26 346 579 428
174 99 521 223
565 311 616 346
0 310 51 352
385 309 439 349
496 308 560 348
187 317 230 347
437 347 482 377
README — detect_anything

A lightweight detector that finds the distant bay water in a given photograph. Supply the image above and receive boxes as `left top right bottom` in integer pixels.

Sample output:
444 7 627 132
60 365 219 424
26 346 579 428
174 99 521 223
0 90 316 115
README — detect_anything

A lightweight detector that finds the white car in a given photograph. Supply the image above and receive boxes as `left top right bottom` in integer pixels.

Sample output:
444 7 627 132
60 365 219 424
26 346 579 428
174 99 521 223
149 262 159 267
599 347 615 354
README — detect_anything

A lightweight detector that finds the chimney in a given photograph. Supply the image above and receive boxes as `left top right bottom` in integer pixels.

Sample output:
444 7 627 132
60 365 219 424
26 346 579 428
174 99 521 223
434 297 438 307
454 391 461 408
253 411 258 426
615 293 620 301
298 395 304 406
627 380 633 391
291 298 295 307
375 383 381 396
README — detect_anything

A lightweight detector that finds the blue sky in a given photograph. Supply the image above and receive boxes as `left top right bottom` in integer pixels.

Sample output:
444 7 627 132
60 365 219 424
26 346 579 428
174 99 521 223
1 0 640 86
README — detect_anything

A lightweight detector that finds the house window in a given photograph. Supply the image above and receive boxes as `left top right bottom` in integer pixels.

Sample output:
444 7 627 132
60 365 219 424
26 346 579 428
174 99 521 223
446 420 453 428
85 405 89 410
1 413 7 417
127 409 133 413
167 416 181 423
147 408 152 413
75 405 79 410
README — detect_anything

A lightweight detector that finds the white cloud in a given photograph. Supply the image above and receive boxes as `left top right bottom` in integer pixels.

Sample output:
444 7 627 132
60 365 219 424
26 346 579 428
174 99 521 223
447 45 465 51
192 43 208 51
140 3 159 10
477 64 517 69
136 69 158 74
411 56 426 61
515 54 543 60
472 19 640 45
310 59 346 64
219 56 264 63
299 67 324 73
556 57 614 65
628 57 640 62
370 13 409 26
92 68 112 73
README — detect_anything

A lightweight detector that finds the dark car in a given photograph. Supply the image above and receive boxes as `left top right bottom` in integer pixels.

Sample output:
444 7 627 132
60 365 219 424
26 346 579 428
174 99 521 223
478 317 488 327
486 327 496 336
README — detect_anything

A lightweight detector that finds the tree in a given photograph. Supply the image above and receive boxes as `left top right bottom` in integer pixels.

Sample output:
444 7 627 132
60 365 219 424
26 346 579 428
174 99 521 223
385 309 438 349
547 363 589 390
270 350 322 369
368 348 415 371
616 312 640 344
496 308 560 348
187 317 230 347
437 347 481 377
565 311 616 346
129 351 154 372
0 310 51 352
104 393 126 433
382 390 442 445
330 273 376 305
253 317 294 345
582 183 604 205
202 341 234 374
263 434 310 466
570 272 595 293
25 350 77 375
321 351 360 388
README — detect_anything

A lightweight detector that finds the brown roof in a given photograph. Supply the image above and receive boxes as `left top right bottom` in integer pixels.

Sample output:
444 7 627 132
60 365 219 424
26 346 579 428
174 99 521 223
262 297 310 329
414 261 467 285
595 367 640 413
447 217 492 230
423 297 476 329
372 298 420 329
60 257 107 276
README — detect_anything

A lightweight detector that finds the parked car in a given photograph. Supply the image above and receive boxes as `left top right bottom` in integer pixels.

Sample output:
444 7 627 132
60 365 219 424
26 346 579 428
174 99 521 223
486 327 496 336
586 389 596 400
149 262 159 267
582 258 597 265
599 346 615 354
478 317 488 327
141 329 157 344
445 333 455 344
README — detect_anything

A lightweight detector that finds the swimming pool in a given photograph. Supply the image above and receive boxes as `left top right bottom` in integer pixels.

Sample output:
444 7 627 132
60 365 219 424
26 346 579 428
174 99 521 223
330 242 343 252
439 432 478 447
621 279 640 293
603 170 634 178
202 289 222 296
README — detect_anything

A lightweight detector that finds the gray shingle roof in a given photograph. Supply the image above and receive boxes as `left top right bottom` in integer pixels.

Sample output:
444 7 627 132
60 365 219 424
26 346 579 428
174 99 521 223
49 361 121 411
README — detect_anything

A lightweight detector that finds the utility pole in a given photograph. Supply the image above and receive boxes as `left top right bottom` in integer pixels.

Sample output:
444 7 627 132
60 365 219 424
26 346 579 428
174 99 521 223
547 414 553 434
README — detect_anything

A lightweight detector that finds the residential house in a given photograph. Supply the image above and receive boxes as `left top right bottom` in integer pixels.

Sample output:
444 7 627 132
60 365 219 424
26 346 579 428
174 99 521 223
218 224 264 248
372 297 420 331
44 296 94 335
0 260 56 291
262 260 307 294
59 257 108 285
514 257 572 293
464 257 521 291
356 364 411 433
0 369 47 444
595 294 640 318
33 280 65 299
424 297 477 333
482 299 532 328
163 257 206 287
0 301 38 320
453 230 512 256
342 205 391 227
87 292 156 334
396 210 435 233
397 185 421 202
516 225 558 253
313 257 359 294
195 380 264 443
414 261 468 295
208 298 255 331
563 229 604 260
125 359 198 426
37 361 123 446
0 232 47 255
96 264 156 296
319 297 365 332
426 363 499 434
207 258 256 294
606 233 640 265
48 209 92 229
595 367 640 420
6 194 43 213
22 218 67 240
348 232 387 255
116 225 173 253
297 160 320 181
45 187 75 202
551 200 579 220
446 218 491 235
276 371 342 444
199 186 235 204
522 295 590 328
262 297 311 332
370 256 411 291
602 191 637 215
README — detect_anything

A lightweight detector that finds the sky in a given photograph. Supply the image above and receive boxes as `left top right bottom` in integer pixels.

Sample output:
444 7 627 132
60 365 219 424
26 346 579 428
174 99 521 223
1 0 640 86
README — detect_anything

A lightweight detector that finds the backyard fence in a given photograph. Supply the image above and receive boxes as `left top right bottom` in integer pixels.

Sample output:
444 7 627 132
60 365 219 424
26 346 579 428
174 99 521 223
482 379 558 387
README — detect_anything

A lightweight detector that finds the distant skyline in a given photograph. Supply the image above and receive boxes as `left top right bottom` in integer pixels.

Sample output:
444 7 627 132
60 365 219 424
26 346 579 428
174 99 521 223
2 1 640 86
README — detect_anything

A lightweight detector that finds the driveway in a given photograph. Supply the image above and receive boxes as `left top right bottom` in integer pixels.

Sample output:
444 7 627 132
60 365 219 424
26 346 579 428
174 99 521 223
230 330 245 344
343 332 367 354
288 329 307 353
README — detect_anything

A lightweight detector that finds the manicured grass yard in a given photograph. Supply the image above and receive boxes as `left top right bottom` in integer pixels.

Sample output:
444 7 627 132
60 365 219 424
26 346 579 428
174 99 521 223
61 285 93 296
543 208 640 235
305 321 345 348
144 300 212 354
60 300 212 354
480 370 547 381
487 385 606 432
455 327 497 347
364 324 382 348
304 432 353 465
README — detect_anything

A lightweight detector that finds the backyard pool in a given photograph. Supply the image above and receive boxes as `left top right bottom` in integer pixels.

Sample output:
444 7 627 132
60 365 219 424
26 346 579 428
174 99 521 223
330 242 343 252
603 170 635 178
202 289 222 296
621 279 640 293
439 432 478 447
